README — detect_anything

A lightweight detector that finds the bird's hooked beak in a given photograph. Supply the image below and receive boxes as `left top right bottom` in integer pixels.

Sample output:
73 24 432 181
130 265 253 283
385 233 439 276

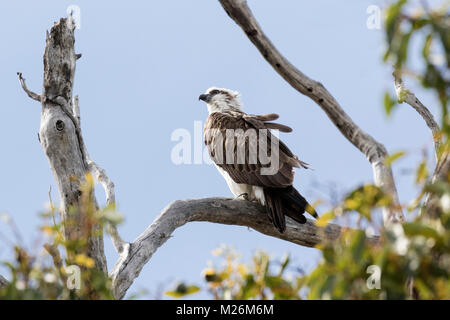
198 93 211 102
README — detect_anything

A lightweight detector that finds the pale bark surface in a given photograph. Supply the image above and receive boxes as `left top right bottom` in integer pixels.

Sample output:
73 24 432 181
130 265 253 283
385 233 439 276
392 70 444 220
423 153 450 219
0 275 7 288
19 17 107 272
393 70 441 158
110 197 369 299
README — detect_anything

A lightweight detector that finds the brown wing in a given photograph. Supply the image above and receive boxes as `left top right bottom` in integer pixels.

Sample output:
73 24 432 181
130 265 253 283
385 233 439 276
204 111 307 188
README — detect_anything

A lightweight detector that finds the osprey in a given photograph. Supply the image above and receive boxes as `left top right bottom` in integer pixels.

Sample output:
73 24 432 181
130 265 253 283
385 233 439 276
199 87 317 233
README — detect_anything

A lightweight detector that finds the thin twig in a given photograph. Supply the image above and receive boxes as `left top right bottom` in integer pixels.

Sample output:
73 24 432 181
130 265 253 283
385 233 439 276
393 70 441 159
72 96 127 254
44 243 67 285
17 72 41 102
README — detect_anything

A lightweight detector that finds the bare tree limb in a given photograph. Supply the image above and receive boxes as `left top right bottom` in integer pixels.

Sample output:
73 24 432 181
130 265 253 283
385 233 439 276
423 151 450 218
110 197 376 299
44 243 68 285
218 0 404 225
391 70 445 219
393 70 441 159
72 96 127 254
0 275 8 288
17 72 41 102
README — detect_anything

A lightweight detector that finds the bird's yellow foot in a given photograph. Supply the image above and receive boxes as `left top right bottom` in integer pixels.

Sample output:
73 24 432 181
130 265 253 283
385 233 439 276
235 193 249 200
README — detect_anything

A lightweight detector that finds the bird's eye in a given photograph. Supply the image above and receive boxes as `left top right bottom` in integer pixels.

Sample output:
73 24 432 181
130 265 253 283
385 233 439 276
210 89 220 95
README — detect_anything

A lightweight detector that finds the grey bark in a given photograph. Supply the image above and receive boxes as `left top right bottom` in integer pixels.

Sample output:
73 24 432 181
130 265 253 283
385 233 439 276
392 70 444 220
0 275 8 289
423 152 450 219
393 70 441 159
19 17 107 272
109 197 377 299
71 96 126 254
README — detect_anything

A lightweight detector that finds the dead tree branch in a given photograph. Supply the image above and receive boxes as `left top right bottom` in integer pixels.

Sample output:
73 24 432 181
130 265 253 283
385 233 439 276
71 96 126 254
392 70 445 219
109 197 375 299
0 275 8 289
17 72 41 102
423 152 450 218
218 0 404 225
393 70 441 158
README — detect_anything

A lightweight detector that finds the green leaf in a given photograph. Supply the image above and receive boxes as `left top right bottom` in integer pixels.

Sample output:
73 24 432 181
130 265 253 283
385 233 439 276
395 30 413 68
315 211 335 227
165 283 200 298
241 274 258 300
416 160 429 184
403 222 440 240
384 92 397 116
422 33 433 60
100 204 123 226
424 181 450 196
385 0 407 46
278 254 290 277
385 151 406 166
351 231 367 261
344 185 390 221
265 276 296 298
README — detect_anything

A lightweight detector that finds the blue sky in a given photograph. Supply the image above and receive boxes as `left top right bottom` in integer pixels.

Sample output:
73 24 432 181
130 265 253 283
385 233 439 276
0 1 440 299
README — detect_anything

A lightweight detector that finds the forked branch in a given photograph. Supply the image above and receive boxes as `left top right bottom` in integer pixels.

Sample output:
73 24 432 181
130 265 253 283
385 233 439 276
109 197 377 299
393 70 441 159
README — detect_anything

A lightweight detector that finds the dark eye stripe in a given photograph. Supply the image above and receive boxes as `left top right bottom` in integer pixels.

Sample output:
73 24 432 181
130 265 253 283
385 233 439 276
210 89 220 95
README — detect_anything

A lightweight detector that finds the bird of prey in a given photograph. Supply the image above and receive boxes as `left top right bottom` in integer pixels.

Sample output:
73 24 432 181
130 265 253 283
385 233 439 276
199 87 317 233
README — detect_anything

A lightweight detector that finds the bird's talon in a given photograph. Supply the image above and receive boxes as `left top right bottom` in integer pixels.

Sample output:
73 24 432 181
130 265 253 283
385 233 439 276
235 193 249 200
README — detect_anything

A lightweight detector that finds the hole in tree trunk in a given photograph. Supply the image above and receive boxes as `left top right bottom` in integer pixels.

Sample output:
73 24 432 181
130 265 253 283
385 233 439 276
55 120 65 131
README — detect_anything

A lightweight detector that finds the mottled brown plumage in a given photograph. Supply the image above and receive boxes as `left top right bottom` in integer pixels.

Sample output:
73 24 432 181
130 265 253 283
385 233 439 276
204 110 308 188
200 87 317 233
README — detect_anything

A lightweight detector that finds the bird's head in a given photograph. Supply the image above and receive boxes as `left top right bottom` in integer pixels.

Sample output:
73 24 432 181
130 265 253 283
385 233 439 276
198 87 242 113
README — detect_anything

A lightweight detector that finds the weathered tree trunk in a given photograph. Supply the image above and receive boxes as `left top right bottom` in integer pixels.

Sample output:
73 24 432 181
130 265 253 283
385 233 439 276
19 17 107 273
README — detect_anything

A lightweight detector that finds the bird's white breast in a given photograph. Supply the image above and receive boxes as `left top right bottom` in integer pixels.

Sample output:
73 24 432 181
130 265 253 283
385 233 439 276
215 165 266 205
